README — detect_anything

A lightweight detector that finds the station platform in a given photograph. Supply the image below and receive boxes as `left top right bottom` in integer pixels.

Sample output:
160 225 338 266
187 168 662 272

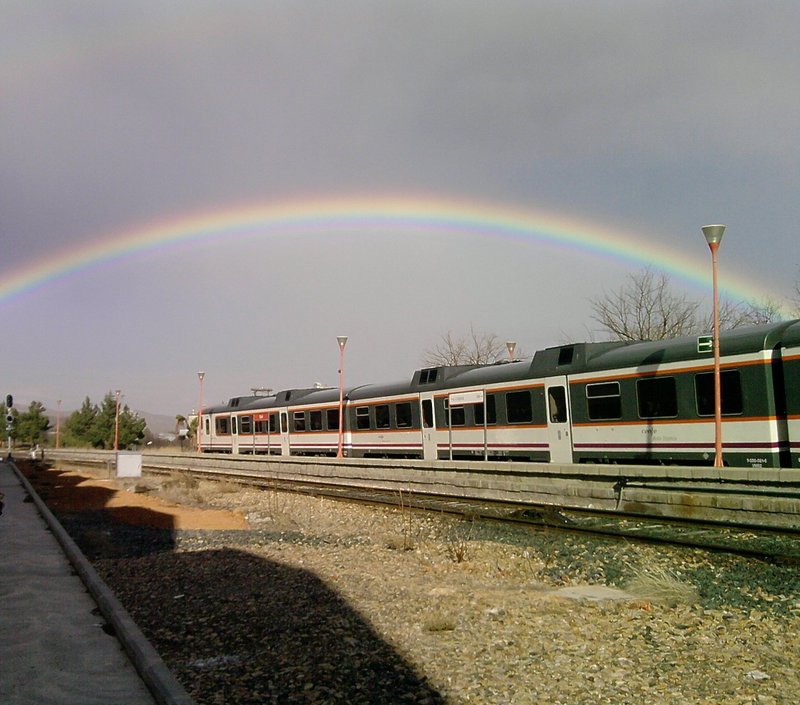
0 460 194 705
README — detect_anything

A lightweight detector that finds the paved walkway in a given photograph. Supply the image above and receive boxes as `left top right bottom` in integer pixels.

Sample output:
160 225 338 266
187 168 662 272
0 460 191 705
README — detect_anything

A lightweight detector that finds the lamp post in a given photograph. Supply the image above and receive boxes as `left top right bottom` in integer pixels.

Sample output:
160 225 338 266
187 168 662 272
702 224 726 468
197 371 205 453
506 341 517 361
113 390 121 452
336 336 348 458
56 399 61 449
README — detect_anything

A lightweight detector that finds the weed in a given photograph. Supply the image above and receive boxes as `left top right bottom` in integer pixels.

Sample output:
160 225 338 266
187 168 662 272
422 612 457 632
393 489 418 551
443 517 475 563
625 562 699 607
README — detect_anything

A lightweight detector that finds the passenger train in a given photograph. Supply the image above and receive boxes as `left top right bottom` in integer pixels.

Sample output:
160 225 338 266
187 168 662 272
198 320 800 468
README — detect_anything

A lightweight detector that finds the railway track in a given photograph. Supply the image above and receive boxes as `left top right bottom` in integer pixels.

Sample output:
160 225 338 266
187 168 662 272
146 465 800 564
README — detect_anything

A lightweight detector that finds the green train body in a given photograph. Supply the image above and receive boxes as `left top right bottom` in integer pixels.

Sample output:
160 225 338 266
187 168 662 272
199 320 800 468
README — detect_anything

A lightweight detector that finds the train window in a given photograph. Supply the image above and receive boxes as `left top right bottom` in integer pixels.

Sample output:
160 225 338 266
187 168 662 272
356 406 371 430
558 347 575 366
375 404 390 428
204 418 210 435
269 413 278 434
548 386 567 423
422 399 434 428
695 370 743 416
254 418 267 434
586 382 622 420
280 412 288 434
443 399 465 426
396 402 413 428
326 408 340 430
637 376 677 418
240 416 252 434
215 416 230 435
474 394 497 425
293 412 306 432
419 368 438 384
310 410 323 431
506 390 533 423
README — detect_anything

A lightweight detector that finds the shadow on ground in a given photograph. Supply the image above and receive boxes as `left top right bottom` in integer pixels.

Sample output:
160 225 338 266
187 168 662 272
103 548 446 704
18 461 178 557
18 460 446 705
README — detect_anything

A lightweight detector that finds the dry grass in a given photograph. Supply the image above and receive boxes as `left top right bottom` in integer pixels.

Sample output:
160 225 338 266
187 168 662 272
422 611 458 632
443 518 475 563
624 562 700 606
154 471 241 507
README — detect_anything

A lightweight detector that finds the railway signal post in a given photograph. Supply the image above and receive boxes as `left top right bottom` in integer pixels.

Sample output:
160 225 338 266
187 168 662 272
5 394 13 456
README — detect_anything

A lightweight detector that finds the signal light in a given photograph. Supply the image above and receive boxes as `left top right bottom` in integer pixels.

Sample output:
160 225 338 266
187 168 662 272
5 414 12 424
5 394 12 408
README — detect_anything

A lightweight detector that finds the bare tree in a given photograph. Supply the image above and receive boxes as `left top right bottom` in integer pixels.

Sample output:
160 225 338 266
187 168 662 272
422 326 507 366
793 271 800 316
591 267 784 342
705 296 784 330
590 268 702 341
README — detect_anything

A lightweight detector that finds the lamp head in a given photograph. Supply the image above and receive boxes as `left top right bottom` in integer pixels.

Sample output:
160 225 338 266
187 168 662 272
336 335 348 350
702 224 726 247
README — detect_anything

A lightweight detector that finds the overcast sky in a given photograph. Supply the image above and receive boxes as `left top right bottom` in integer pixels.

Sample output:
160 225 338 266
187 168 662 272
2 1 799 418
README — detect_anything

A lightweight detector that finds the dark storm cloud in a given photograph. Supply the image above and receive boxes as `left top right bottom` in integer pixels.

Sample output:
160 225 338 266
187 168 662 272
1 1 799 413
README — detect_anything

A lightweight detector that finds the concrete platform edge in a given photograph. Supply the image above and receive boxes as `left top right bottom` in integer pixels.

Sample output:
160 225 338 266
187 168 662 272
11 462 196 705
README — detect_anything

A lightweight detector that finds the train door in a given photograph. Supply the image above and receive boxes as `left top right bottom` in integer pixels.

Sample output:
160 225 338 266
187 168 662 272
419 393 437 460
230 415 239 454
545 377 573 463
279 409 291 455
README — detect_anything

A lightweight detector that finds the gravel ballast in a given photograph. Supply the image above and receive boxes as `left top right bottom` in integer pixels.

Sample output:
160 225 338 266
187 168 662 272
23 464 800 704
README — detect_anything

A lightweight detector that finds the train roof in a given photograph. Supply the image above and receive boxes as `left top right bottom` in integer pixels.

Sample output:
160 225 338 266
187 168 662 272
579 320 798 372
347 379 418 401
418 358 540 389
781 319 800 349
200 320 800 414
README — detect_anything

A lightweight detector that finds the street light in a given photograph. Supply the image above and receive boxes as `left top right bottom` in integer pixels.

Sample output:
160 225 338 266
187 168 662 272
702 224 726 468
506 341 517 361
197 371 206 453
113 389 121 452
56 399 62 449
336 336 348 458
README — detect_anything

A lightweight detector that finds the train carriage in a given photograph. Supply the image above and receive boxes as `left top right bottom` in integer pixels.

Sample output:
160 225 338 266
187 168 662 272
407 361 551 462
197 320 799 468
344 381 424 458
781 320 800 467
567 322 794 467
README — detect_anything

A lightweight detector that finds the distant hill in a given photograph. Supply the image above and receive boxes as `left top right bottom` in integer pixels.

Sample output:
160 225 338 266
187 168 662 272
137 411 179 437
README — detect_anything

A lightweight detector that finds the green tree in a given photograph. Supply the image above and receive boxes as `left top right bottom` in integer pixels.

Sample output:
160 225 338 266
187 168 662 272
91 393 119 448
61 394 146 449
15 401 50 446
116 404 146 450
63 397 99 447
90 393 146 450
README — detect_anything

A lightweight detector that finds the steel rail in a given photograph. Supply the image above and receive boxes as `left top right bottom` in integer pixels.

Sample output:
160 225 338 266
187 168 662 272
144 465 800 563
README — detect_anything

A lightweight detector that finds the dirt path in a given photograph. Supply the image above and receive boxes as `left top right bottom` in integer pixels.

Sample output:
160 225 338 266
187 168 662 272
20 462 248 530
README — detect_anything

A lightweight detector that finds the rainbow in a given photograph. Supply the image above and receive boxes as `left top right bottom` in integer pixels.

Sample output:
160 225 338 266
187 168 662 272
0 194 789 311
